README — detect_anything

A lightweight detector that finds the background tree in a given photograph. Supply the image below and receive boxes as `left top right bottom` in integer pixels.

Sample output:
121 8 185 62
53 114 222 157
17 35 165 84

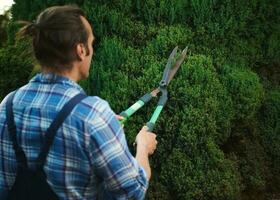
0 10 10 47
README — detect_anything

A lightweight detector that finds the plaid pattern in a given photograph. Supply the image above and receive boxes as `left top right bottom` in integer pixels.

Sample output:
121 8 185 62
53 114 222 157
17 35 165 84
0 73 148 200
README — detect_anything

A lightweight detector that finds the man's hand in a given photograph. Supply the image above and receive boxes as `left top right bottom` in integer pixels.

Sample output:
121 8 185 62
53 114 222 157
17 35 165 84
135 126 157 180
116 115 124 128
135 126 157 156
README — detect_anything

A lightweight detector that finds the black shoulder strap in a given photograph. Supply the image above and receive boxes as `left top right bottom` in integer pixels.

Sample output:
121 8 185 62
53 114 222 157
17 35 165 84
36 93 87 169
6 92 87 170
6 91 28 169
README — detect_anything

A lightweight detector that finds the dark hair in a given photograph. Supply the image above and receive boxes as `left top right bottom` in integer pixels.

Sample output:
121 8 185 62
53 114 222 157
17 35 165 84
18 5 90 71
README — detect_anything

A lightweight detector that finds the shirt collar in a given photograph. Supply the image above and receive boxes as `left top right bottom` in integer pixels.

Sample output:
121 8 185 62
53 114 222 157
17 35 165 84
30 73 86 94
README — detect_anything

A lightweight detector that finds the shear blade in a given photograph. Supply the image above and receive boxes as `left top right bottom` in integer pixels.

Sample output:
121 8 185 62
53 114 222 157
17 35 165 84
160 46 179 86
167 46 188 85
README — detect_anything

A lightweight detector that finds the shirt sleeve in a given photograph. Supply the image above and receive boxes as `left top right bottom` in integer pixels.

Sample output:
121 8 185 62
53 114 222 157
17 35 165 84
88 100 149 200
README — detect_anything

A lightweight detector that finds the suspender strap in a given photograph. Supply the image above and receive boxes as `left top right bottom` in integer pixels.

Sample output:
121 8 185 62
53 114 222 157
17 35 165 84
36 93 87 169
5 91 28 168
6 91 87 170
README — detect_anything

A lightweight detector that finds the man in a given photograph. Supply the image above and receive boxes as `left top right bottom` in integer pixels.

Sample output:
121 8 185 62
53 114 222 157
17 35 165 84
0 5 157 200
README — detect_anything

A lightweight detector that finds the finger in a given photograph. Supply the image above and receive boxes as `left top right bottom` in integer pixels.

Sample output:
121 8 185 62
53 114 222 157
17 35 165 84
150 133 157 138
116 115 124 120
142 126 149 131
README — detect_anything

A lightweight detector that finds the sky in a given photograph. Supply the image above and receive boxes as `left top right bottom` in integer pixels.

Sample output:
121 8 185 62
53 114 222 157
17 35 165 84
0 0 14 15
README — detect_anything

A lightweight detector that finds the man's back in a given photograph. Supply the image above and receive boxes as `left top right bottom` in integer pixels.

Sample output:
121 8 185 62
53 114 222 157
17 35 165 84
0 73 148 199
0 5 157 199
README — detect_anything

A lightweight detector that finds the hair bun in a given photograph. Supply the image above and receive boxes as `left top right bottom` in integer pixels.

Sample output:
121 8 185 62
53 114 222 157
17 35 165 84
26 23 39 36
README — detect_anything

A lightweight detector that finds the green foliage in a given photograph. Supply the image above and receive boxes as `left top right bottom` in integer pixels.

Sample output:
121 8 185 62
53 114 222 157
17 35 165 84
134 0 189 24
227 134 267 199
153 56 238 199
219 65 264 121
259 89 280 194
0 10 10 47
82 1 149 47
91 41 238 198
161 144 240 200
6 22 21 45
11 0 84 21
145 25 193 57
0 40 33 101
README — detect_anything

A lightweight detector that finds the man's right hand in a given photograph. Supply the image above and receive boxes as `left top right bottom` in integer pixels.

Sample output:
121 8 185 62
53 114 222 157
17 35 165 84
135 126 157 156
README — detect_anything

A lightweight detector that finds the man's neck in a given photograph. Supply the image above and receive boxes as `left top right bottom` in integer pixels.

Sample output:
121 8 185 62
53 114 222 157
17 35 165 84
42 66 81 82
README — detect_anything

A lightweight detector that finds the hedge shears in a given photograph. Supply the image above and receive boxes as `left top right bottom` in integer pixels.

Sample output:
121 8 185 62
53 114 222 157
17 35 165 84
119 46 188 131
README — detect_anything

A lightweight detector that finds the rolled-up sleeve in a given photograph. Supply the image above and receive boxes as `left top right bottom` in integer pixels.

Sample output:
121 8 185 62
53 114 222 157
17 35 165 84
88 100 148 200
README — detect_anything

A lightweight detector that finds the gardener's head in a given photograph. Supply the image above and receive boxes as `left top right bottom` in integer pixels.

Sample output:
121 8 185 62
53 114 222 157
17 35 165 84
18 5 94 80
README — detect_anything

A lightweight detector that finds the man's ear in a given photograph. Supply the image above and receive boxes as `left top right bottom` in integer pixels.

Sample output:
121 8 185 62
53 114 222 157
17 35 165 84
76 43 86 61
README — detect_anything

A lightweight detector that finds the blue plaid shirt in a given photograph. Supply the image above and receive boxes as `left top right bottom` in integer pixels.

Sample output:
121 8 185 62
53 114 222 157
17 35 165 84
0 73 148 200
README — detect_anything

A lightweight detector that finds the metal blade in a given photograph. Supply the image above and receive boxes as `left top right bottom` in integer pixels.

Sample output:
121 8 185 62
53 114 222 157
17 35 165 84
160 46 178 87
167 46 188 85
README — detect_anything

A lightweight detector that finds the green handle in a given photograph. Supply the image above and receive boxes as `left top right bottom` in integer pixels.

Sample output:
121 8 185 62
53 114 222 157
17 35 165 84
123 100 145 117
146 105 164 131
119 100 145 125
